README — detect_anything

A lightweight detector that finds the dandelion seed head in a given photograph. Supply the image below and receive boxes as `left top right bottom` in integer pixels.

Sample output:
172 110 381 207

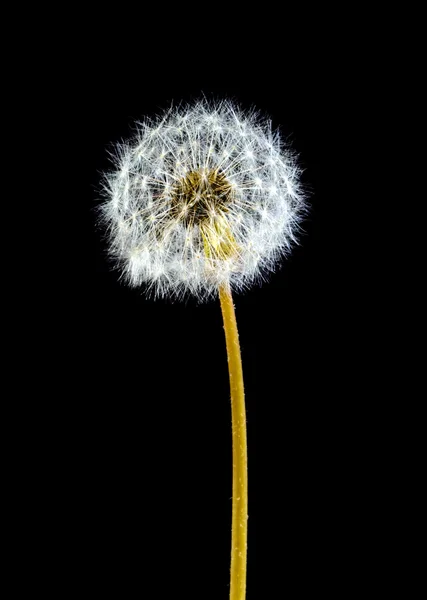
100 99 306 300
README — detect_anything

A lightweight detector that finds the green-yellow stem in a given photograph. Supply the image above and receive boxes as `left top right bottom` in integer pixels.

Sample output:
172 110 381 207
219 282 248 600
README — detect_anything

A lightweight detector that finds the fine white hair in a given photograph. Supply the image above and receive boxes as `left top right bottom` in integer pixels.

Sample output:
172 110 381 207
100 99 306 301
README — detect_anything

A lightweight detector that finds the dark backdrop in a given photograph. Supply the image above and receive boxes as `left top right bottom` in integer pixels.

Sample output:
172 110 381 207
34 14 358 599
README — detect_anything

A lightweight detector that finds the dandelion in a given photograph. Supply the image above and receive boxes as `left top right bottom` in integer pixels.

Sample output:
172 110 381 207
99 99 305 600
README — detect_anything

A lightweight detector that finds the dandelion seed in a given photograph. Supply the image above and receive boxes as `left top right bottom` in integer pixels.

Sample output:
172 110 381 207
100 99 305 301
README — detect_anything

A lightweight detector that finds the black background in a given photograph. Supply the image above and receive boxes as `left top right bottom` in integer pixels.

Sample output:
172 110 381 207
29 12 363 598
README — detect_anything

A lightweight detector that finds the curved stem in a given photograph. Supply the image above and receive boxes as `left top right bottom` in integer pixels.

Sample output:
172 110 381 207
219 282 248 600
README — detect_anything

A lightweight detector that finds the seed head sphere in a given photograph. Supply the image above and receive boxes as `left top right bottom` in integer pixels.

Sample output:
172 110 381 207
100 100 305 300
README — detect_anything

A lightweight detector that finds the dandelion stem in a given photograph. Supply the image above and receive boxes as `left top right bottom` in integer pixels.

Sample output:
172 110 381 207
219 282 248 600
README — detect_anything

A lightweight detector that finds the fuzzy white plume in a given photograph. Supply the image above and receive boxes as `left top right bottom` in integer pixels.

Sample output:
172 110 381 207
100 99 305 300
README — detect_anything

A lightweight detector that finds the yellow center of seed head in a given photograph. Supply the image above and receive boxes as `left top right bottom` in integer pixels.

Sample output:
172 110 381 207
170 168 238 261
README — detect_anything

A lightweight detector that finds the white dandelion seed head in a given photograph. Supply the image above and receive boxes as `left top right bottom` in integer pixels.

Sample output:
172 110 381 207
99 99 306 301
